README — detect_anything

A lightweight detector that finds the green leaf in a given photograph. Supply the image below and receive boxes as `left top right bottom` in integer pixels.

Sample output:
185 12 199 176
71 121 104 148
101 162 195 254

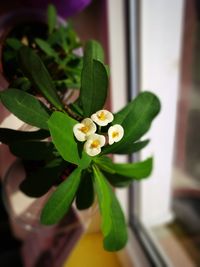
81 60 108 117
9 141 55 160
69 102 83 117
93 165 128 251
3 50 16 62
93 156 115 174
40 167 82 225
105 65 110 77
111 139 150 154
96 156 153 179
6 38 22 50
95 156 153 187
0 128 49 144
47 4 57 35
48 111 91 167
18 46 63 110
76 170 94 210
113 158 153 178
48 25 67 49
103 92 161 154
58 26 68 51
20 158 68 197
35 38 58 58
102 172 131 187
84 40 104 62
11 77 31 91
47 111 78 164
80 40 107 117
54 79 80 90
0 89 50 129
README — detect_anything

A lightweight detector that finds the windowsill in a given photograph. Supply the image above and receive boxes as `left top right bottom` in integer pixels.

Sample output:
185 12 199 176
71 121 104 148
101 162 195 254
150 225 197 267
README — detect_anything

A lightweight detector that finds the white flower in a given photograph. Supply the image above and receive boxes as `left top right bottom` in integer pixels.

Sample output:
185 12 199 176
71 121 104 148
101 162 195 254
91 110 114 126
108 124 124 145
73 118 97 142
84 134 105 156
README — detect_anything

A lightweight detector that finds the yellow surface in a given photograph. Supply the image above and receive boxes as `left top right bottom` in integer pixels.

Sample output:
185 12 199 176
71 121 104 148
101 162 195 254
64 232 122 267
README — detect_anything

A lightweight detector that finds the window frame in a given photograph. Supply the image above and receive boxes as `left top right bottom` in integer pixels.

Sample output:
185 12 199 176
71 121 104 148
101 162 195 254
107 0 185 266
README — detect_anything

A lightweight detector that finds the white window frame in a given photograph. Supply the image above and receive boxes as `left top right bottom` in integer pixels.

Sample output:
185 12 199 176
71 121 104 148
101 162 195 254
107 0 185 228
136 0 185 227
107 0 129 217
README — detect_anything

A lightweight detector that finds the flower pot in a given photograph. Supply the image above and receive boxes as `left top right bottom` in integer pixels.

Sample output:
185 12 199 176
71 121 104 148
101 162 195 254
2 159 94 267
0 9 78 179
0 10 51 178
0 8 67 88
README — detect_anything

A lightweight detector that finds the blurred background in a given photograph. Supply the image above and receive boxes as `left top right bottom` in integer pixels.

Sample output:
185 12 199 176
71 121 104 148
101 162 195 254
0 0 200 267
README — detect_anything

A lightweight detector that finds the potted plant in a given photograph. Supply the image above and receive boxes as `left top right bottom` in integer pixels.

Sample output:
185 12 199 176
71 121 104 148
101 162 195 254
0 4 83 180
0 4 83 93
0 5 161 253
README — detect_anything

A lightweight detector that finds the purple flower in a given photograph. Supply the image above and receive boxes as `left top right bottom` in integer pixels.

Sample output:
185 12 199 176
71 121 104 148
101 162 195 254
21 0 92 18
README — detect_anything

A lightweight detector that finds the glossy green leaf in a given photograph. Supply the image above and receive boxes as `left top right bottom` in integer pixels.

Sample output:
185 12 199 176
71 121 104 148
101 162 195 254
20 158 67 197
93 156 115 174
75 170 94 210
0 128 49 144
80 40 107 117
0 89 50 129
81 59 108 117
95 156 153 187
35 38 58 58
18 46 63 110
96 156 153 179
110 139 150 155
83 40 104 62
40 167 82 225
113 158 153 178
47 4 57 35
48 111 91 167
9 141 55 160
47 111 78 164
103 92 161 154
93 165 128 251
102 172 131 187
48 112 80 165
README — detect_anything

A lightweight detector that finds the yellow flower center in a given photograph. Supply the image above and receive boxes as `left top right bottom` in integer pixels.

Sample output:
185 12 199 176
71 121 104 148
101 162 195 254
112 131 119 138
98 112 106 121
91 140 100 148
80 126 89 133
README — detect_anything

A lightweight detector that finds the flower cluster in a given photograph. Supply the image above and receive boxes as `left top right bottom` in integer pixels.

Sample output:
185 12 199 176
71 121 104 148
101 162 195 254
73 110 124 156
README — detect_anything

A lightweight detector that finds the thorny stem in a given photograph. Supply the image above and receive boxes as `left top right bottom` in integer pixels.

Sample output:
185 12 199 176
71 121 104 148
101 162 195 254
63 104 82 121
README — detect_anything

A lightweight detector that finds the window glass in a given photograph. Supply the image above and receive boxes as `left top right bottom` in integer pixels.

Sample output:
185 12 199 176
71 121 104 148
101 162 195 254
151 1 200 266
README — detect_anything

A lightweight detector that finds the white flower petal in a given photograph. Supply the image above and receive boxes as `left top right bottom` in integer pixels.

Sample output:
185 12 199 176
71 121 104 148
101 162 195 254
108 138 114 145
108 124 124 145
91 110 114 126
84 134 105 156
82 118 97 136
84 142 101 156
87 134 106 147
73 123 86 141
73 118 97 142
